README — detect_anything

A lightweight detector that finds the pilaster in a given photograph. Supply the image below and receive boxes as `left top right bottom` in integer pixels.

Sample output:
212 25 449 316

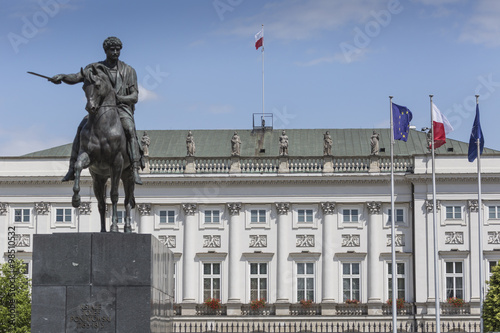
321 202 336 309
182 203 198 306
366 201 383 315
276 202 291 306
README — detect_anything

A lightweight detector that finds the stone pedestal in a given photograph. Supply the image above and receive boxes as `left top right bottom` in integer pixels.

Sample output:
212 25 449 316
31 233 173 333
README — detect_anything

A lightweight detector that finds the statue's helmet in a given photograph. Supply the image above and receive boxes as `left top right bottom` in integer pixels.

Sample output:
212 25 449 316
103 36 122 51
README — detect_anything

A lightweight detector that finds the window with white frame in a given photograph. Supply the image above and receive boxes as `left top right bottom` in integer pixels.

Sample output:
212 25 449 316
203 263 221 300
445 206 462 220
488 206 500 220
116 210 125 224
445 261 464 299
342 263 360 302
204 210 221 224
159 210 175 224
55 208 72 223
388 262 406 300
251 209 267 223
14 208 30 223
297 262 315 302
343 209 359 223
298 209 313 223
250 263 268 301
488 260 498 279
387 208 404 224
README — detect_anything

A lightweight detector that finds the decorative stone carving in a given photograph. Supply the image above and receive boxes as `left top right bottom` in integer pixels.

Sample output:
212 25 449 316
34 202 50 215
14 234 30 247
323 131 332 156
488 231 500 244
321 202 335 215
0 202 7 215
342 234 360 247
182 203 197 216
367 201 381 215
78 202 91 215
138 203 152 216
158 235 176 248
249 235 267 248
387 234 405 247
425 199 441 213
186 130 195 156
445 231 464 244
370 131 380 156
203 235 221 248
231 131 241 156
227 202 242 216
275 202 290 215
296 235 315 247
467 200 479 212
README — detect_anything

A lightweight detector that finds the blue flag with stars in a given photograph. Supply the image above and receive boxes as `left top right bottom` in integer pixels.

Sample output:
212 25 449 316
467 104 484 162
392 103 413 142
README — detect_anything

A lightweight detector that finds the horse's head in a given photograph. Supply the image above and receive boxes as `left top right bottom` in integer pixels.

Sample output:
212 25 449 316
81 64 113 115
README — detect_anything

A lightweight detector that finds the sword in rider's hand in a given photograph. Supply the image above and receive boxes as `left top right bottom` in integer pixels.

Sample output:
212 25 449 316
27 71 58 83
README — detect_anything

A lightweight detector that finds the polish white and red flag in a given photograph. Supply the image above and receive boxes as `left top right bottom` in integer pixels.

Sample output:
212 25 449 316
431 103 454 149
255 29 263 50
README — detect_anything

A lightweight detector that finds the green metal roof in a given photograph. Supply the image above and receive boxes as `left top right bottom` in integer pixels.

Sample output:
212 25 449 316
21 128 500 158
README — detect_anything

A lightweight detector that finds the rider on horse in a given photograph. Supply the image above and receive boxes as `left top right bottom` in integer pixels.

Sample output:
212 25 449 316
50 36 143 185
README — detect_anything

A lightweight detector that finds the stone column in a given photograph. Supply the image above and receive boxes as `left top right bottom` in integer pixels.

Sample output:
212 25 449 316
137 203 153 234
275 202 291 315
468 200 481 314
181 203 197 314
366 201 383 315
227 202 242 315
321 202 336 315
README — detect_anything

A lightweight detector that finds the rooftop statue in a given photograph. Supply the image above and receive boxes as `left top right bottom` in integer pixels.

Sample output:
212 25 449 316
279 130 289 156
370 130 380 156
186 130 195 156
323 131 333 156
231 131 241 156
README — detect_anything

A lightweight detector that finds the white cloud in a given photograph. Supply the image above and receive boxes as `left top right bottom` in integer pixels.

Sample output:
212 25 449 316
459 0 500 47
138 84 159 102
222 0 389 41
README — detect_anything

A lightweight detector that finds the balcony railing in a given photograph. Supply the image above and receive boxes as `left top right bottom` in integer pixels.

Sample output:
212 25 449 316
441 302 471 315
289 303 321 315
335 303 368 316
195 304 227 316
145 156 413 175
241 304 275 316
382 302 415 315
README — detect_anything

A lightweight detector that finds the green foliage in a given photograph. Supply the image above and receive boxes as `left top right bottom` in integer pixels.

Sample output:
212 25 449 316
0 259 31 333
484 264 500 332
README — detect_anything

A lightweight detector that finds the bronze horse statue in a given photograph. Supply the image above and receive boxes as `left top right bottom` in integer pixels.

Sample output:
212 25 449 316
71 64 135 233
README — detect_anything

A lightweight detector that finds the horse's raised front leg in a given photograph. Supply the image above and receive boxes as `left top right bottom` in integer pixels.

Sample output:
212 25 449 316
72 152 90 208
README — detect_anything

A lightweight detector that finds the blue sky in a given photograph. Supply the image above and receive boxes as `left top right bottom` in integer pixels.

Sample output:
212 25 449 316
1 0 500 156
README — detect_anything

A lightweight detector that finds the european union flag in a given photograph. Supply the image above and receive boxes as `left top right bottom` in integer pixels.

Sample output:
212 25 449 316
392 103 413 142
468 104 484 162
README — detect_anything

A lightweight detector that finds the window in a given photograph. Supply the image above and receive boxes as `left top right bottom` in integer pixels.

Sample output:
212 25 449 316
297 262 315 301
489 206 500 219
159 210 175 224
203 263 221 300
14 209 30 223
56 208 72 223
488 260 498 279
343 209 359 223
251 210 266 223
204 210 220 224
445 261 463 299
298 209 313 223
446 206 462 220
250 263 268 301
116 210 125 224
343 263 360 302
388 262 406 300
388 209 404 224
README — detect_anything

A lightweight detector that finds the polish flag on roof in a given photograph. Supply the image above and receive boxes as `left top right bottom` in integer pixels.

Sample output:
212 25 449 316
255 29 263 50
431 103 454 149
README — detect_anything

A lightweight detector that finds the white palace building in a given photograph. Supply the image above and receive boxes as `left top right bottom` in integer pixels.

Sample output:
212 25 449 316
1 125 500 329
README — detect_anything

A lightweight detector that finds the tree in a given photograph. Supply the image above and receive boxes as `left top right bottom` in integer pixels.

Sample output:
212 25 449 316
484 263 500 332
0 258 31 333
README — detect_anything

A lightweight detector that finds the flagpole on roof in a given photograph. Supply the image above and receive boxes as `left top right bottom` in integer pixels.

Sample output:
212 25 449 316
261 24 264 120
474 94 484 333
389 96 398 333
430 94 441 333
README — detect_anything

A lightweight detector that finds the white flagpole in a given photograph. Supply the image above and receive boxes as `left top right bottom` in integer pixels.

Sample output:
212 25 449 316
430 95 441 333
261 24 265 119
389 96 398 333
475 94 484 333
